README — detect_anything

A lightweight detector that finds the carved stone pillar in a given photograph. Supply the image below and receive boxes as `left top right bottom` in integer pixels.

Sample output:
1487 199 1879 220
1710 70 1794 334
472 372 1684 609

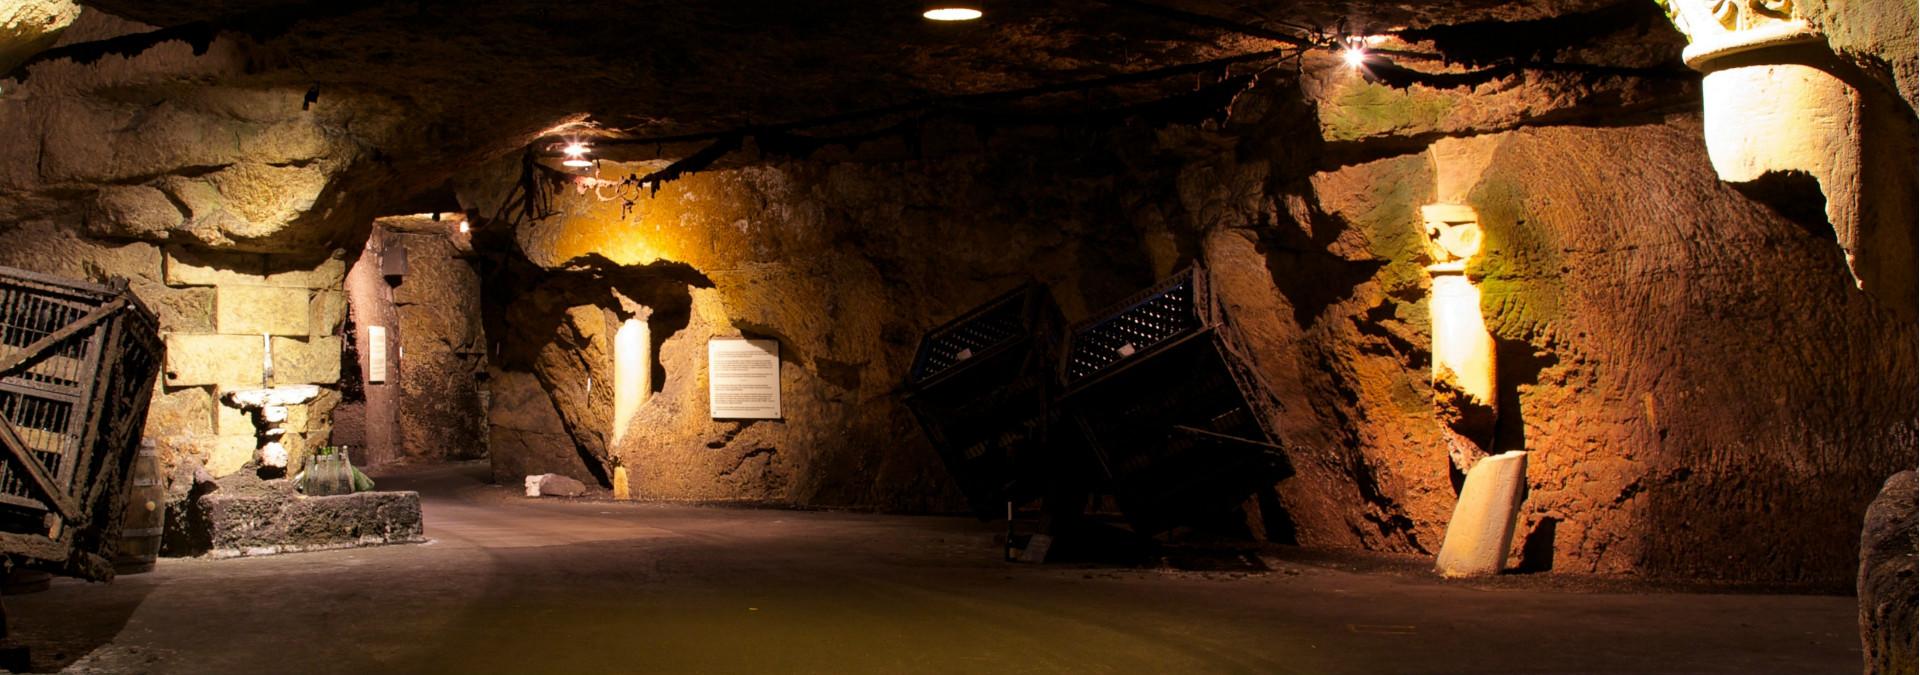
1424 204 1497 475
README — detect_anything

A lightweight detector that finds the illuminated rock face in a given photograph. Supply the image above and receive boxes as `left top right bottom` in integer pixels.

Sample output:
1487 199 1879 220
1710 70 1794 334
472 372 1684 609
0 0 79 75
1657 0 1918 316
0 0 1904 586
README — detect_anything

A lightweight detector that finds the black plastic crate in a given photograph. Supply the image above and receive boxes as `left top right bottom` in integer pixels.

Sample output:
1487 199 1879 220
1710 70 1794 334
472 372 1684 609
1061 264 1290 533
0 266 162 581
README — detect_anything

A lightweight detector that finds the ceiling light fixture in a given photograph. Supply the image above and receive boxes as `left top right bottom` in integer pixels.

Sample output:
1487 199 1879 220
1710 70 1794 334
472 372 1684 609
922 1 982 21
1341 37 1368 68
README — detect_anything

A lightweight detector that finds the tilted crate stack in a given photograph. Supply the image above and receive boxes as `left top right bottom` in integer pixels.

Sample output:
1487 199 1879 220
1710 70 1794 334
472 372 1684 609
0 266 163 582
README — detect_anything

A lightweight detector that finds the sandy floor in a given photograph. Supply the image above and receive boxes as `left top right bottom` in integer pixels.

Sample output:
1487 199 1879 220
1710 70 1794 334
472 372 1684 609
5 462 1860 674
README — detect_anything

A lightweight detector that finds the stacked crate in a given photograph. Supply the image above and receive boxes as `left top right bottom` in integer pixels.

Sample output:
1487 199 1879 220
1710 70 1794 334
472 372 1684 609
0 267 163 581
904 285 1082 520
1060 264 1291 533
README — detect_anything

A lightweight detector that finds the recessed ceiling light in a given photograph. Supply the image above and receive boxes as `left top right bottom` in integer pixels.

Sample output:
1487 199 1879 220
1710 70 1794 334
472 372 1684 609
923 2 982 21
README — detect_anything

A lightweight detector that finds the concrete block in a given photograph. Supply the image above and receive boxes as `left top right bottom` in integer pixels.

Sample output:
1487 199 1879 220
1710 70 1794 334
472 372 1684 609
530 473 587 497
1434 450 1528 578
164 334 264 387
144 385 216 438
216 285 312 335
201 476 424 557
131 282 215 334
286 403 311 432
265 256 346 290
269 336 342 384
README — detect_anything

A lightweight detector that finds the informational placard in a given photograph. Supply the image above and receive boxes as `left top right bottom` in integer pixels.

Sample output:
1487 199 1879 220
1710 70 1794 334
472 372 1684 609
708 338 780 419
367 325 388 383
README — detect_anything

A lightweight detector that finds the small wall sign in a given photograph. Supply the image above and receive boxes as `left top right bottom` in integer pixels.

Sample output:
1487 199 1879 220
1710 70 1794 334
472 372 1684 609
707 338 780 419
367 325 388 383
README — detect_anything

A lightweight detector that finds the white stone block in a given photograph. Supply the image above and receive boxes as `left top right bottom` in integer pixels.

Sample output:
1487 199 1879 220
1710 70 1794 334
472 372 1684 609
1434 450 1528 578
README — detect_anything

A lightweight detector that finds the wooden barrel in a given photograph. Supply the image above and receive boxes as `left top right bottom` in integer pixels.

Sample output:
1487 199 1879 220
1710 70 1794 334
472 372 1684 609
113 441 164 575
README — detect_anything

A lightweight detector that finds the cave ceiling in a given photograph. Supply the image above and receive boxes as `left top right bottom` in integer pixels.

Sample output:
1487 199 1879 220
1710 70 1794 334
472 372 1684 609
37 0 1641 162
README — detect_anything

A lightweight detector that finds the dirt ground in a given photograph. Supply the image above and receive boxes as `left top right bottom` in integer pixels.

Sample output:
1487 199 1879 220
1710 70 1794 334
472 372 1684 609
3 462 1860 674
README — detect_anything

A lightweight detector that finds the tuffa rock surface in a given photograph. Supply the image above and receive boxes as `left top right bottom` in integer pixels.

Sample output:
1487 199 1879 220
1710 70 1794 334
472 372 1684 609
1859 470 1917 675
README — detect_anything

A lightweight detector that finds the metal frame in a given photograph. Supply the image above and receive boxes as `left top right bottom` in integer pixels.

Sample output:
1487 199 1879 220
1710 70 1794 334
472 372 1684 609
0 266 162 581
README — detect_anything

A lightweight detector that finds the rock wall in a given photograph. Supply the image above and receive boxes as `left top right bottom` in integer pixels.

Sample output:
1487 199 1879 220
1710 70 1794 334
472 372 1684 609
470 150 1166 510
468 62 1913 585
1211 116 1915 581
1859 470 1917 674
0 2 1907 586
0 11 412 483
336 215 487 465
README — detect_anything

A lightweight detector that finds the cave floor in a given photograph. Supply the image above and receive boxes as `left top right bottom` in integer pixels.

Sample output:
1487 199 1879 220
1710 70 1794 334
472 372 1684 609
7 462 1859 674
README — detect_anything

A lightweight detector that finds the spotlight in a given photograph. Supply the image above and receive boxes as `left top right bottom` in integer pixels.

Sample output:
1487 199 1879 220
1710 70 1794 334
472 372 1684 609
457 219 470 234
1342 45 1367 68
561 141 594 168
1339 35 1372 68
922 1 982 21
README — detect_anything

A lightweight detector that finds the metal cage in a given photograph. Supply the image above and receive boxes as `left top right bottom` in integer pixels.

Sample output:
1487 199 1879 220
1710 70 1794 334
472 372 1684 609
905 284 1085 519
1062 263 1291 533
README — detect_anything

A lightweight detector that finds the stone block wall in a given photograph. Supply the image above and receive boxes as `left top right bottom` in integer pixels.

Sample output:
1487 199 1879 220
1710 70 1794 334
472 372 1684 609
152 247 348 476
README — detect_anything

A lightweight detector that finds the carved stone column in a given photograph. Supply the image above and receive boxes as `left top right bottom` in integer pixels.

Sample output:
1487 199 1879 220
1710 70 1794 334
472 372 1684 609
1423 204 1497 475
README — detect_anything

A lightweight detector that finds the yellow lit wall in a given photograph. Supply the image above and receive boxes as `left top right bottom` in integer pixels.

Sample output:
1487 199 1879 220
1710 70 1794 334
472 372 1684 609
612 317 650 447
1428 273 1495 405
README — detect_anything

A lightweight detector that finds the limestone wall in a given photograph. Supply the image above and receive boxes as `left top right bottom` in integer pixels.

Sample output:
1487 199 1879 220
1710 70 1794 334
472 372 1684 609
0 12 396 480
464 64 1913 584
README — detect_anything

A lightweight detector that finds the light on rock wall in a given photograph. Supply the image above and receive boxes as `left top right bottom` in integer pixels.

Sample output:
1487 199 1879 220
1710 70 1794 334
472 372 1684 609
612 318 650 447
1428 274 1495 404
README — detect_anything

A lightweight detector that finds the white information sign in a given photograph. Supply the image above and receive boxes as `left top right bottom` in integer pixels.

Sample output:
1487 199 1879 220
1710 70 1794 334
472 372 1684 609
366 325 388 383
707 338 780 419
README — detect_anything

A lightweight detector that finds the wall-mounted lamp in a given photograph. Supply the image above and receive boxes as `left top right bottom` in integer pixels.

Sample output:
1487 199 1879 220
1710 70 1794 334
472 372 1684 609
1341 36 1368 68
562 142 595 168
923 1 982 21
